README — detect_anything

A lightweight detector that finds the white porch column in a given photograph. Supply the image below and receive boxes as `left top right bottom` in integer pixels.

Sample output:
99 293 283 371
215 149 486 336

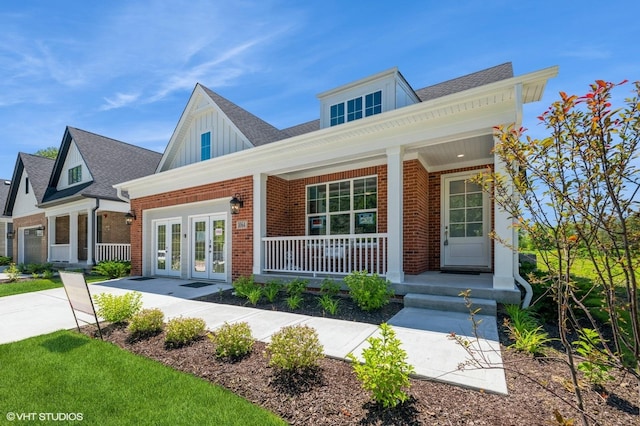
46 216 54 262
86 208 94 265
252 173 267 275
493 140 515 289
69 211 79 263
386 146 404 283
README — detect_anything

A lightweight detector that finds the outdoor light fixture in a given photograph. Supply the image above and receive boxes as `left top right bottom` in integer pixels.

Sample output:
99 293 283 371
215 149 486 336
230 194 244 215
6 231 14 239
36 224 45 231
125 210 136 225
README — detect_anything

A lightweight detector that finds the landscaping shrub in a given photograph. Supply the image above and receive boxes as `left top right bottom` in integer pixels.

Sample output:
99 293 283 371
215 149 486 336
319 277 341 297
232 275 259 299
318 294 339 315
573 328 614 387
246 288 262 306
93 291 142 324
127 308 164 337
5 263 21 282
344 270 393 311
0 256 12 266
347 323 414 408
504 303 552 356
286 278 308 296
209 322 255 360
165 317 207 348
19 262 53 276
93 260 131 279
263 280 283 303
266 325 324 371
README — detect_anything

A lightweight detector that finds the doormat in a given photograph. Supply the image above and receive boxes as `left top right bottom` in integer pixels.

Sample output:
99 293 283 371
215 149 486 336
440 270 480 275
180 282 214 288
130 277 155 281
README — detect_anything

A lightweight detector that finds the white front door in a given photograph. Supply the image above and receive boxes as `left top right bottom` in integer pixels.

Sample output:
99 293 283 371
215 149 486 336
442 174 490 268
154 220 181 277
191 214 227 281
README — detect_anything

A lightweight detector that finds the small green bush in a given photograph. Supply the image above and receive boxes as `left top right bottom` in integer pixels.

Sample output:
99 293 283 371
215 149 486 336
0 256 12 266
263 280 283 303
574 328 614 387
266 325 324 371
347 323 415 408
5 263 21 282
320 278 341 297
20 263 53 275
93 291 142 324
232 275 258 298
127 308 164 337
286 278 308 296
509 326 553 355
165 317 207 348
344 270 393 311
93 260 131 279
318 294 339 315
504 304 538 332
286 293 303 310
209 322 255 360
246 288 262 306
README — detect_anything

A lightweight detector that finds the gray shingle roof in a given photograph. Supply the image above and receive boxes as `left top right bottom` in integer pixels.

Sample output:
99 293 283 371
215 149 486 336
414 62 513 101
43 127 162 203
0 179 12 218
3 153 56 216
282 119 320 138
200 85 287 147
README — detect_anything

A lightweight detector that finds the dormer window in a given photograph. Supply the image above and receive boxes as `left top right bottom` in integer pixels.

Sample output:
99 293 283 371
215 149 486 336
329 90 382 127
68 165 82 184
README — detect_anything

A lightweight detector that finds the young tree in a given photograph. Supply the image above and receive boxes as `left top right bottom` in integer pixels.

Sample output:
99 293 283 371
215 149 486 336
34 146 58 159
476 80 640 425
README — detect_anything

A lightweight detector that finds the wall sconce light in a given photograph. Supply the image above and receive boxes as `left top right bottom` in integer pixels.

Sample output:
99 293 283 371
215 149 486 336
230 194 244 215
36 224 45 237
125 210 136 225
6 231 14 239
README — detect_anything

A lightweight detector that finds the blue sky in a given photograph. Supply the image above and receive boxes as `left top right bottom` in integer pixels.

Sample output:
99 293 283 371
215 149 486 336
1 0 638 179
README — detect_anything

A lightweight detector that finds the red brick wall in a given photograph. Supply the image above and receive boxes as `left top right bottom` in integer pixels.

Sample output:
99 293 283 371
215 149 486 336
266 176 290 237
130 176 253 279
11 213 47 264
99 212 131 244
425 165 494 271
403 160 429 274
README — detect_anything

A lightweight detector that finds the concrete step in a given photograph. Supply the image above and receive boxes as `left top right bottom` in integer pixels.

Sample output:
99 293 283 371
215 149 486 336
403 293 497 316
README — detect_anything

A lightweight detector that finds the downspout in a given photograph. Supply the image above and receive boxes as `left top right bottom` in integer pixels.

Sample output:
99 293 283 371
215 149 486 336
512 82 533 308
91 198 99 265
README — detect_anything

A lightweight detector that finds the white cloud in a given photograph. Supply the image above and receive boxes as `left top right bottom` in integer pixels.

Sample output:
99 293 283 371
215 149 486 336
100 92 141 111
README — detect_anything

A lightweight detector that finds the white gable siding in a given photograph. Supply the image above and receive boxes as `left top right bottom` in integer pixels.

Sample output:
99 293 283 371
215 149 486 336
12 173 40 217
56 141 93 190
167 108 253 170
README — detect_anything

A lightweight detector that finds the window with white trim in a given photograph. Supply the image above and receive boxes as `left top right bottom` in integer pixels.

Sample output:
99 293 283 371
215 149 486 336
201 131 211 161
68 165 82 185
329 90 382 127
306 176 377 235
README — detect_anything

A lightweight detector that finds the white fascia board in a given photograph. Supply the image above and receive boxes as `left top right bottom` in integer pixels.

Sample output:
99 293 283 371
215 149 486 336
44 198 97 217
316 67 399 99
116 66 557 199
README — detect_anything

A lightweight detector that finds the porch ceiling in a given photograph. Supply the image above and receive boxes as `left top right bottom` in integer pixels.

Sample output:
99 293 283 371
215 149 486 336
412 134 494 171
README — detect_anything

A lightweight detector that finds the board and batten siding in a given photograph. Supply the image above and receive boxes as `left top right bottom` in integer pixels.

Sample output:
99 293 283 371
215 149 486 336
168 108 254 170
56 141 93 191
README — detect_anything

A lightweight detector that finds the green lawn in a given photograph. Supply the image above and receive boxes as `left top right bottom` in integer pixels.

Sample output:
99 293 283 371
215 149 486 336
0 275 109 298
0 330 285 426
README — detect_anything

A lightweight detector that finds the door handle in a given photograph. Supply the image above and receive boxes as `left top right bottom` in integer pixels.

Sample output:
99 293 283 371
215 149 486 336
444 226 449 246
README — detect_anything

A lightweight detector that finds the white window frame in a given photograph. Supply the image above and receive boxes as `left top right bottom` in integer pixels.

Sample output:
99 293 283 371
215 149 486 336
329 90 382 127
305 175 378 235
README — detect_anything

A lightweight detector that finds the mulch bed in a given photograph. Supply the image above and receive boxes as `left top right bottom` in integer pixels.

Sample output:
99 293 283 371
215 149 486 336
83 292 639 425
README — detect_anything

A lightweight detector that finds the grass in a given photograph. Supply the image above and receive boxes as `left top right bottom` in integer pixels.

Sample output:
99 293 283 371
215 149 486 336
0 330 285 425
0 275 109 298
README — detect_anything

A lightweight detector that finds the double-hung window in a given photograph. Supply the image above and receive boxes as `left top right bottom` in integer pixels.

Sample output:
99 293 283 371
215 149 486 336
329 90 382 127
307 176 377 235
68 165 82 185
200 132 211 161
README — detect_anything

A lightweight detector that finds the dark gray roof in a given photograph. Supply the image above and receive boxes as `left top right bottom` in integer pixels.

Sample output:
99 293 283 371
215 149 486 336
282 119 320 138
200 85 287 147
0 178 12 218
414 62 513 101
43 127 162 204
3 153 56 216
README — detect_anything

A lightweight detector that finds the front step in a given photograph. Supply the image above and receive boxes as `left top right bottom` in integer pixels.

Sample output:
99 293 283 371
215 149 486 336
404 293 497 316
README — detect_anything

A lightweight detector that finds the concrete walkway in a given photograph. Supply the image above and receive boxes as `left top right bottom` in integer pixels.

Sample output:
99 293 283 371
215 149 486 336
0 276 507 394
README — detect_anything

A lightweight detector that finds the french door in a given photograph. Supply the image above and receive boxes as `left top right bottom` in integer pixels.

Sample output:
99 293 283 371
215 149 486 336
442 174 490 268
154 220 182 276
191 214 227 280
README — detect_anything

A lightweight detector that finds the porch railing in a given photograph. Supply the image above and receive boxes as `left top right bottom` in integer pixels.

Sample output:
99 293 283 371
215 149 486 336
262 234 387 276
95 243 131 262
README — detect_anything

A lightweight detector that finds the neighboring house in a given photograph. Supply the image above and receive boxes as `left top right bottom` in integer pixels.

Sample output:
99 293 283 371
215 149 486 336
0 179 13 258
4 154 55 264
114 63 558 303
4 127 162 268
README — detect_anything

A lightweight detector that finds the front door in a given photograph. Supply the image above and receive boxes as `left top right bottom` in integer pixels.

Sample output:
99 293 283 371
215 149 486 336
154 220 182 276
191 214 227 281
442 174 490 268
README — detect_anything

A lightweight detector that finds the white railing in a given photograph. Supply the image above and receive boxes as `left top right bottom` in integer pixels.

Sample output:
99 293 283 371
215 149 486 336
50 244 70 262
95 243 131 262
263 234 387 276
